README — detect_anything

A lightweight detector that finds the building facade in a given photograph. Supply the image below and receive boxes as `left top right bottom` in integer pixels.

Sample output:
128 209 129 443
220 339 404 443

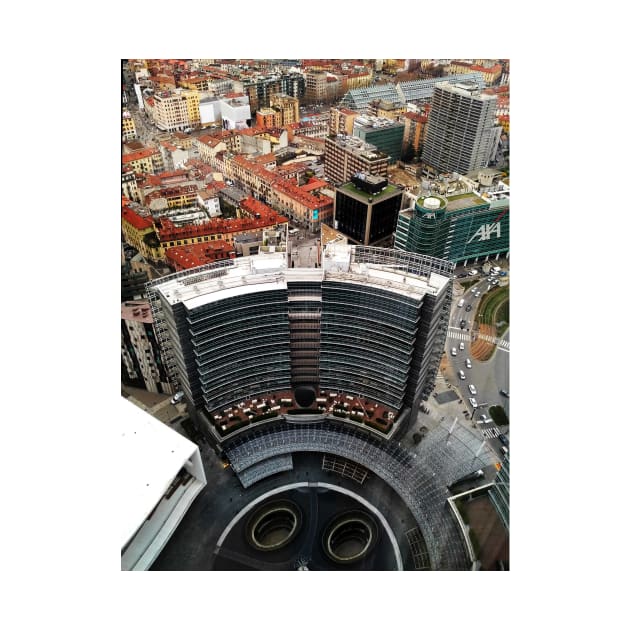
352 116 405 163
121 300 172 394
421 82 501 176
147 245 453 440
122 109 137 141
394 191 509 264
324 135 389 185
333 174 403 246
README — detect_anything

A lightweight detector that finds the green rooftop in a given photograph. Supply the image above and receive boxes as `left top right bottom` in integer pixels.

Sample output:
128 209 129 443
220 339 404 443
340 181 399 200
445 192 489 212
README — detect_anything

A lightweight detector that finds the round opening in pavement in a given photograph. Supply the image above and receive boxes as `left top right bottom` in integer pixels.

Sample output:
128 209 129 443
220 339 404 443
246 501 302 551
293 385 316 408
323 510 377 564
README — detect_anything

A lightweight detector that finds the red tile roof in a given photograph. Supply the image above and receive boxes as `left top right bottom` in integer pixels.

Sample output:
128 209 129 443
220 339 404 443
122 205 153 231
122 148 158 164
166 240 235 269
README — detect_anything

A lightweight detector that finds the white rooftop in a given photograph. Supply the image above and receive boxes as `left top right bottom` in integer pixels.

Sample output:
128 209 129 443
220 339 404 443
120 400 200 548
153 245 450 311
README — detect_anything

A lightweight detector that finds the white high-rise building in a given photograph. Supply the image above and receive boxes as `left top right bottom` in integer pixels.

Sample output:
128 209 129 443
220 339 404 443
422 81 501 176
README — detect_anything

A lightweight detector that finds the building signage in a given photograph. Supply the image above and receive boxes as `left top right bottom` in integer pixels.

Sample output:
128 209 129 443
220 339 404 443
466 222 501 244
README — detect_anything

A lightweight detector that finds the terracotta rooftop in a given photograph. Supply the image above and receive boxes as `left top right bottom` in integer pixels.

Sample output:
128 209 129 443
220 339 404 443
122 148 158 164
122 205 153 231
165 240 235 269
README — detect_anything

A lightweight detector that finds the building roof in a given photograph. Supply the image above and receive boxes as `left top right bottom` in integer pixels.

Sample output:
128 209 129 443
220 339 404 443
165 240 234 269
121 301 154 323
122 205 153 231
120 402 200 548
122 148 159 164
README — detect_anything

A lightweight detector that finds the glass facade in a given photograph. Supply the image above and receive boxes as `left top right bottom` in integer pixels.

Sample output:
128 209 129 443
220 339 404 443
395 194 509 264
320 281 422 410
148 247 453 431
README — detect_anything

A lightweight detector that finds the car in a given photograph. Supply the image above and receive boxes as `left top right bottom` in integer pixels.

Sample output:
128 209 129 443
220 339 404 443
459 319 466 329
468 384 477 395
499 389 510 398
465 358 472 369
458 370 466 380
459 341 465 351
491 279 499 285
465 304 472 312
479 414 491 423
500 445 509 457
498 434 509 446
468 397 478 409
170 391 185 404
451 347 457 356
468 269 478 276
499 271 507 277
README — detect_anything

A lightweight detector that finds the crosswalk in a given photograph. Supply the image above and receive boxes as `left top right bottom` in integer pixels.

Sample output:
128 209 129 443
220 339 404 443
477 334 510 350
447 327 510 351
480 427 501 439
446 330 470 342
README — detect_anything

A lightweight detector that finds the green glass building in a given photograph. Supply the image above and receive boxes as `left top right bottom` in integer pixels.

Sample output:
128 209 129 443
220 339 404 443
394 191 509 264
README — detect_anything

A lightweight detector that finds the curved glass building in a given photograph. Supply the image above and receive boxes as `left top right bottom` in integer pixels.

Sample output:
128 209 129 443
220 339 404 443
147 245 453 437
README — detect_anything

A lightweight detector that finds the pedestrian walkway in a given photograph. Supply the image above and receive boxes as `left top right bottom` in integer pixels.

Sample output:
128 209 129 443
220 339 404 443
446 329 471 342
480 427 501 439
476 333 510 351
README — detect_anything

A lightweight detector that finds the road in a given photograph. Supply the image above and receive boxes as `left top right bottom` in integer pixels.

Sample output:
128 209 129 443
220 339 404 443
445 267 510 453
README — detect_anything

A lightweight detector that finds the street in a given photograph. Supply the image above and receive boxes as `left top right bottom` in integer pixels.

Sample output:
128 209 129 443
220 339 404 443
444 267 510 452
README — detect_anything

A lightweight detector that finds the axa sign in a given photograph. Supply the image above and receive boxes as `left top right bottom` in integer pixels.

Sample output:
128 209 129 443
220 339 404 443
467 222 501 244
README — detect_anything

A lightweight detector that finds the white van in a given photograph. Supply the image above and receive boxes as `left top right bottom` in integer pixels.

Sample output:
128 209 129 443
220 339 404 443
457 298 465 308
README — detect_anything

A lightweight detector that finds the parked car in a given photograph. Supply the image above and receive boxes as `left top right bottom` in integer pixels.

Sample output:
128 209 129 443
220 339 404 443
468 384 477 395
171 391 185 404
468 269 478 276
465 358 472 369
498 434 509 446
451 347 457 356
458 370 466 380
499 389 510 398
465 304 472 312
468 397 478 409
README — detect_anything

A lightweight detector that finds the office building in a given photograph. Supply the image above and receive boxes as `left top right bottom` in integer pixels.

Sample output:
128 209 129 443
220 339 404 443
147 245 453 441
421 81 501 175
333 174 403 246
394 190 509 264
324 135 388 185
352 116 405 163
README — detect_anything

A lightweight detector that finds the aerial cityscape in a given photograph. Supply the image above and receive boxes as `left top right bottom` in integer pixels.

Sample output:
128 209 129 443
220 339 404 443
121 58 510 571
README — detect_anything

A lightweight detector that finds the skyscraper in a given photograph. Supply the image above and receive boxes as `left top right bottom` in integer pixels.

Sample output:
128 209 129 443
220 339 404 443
421 81 501 175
